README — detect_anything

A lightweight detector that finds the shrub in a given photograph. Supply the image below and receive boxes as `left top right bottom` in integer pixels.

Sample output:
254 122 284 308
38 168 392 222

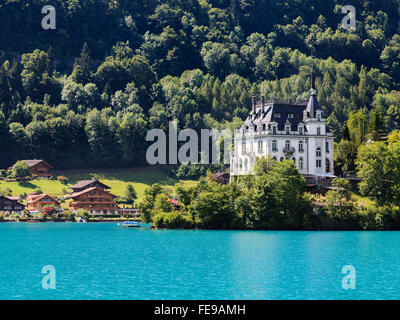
57 176 69 184
12 161 30 180
152 211 192 229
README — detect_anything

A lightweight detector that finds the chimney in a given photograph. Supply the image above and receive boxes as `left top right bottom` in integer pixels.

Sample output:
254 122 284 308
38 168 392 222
261 95 265 108
251 96 256 113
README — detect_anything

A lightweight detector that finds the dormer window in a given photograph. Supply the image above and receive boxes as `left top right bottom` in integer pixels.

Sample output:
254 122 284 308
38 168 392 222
286 125 290 134
273 112 281 118
287 113 294 119
272 125 277 134
299 126 303 135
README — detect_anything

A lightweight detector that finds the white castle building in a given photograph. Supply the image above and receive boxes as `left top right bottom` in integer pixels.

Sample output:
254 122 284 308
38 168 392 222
230 82 335 180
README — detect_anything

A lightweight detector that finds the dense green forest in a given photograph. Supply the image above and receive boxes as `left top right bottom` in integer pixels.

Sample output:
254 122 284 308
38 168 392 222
0 0 399 170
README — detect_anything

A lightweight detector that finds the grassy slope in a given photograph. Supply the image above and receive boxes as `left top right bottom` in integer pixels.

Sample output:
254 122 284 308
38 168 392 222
0 169 197 201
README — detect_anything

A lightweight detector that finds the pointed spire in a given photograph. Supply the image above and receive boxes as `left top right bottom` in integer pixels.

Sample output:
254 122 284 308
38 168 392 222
311 64 315 90
306 65 320 117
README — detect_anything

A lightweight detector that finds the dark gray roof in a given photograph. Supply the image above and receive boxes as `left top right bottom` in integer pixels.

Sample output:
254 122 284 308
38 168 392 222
306 89 321 117
242 91 323 131
70 179 110 190
242 100 308 131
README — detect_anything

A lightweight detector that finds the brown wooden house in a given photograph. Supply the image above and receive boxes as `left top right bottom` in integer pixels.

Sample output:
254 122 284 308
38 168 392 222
9 160 53 177
27 193 60 212
69 178 110 193
0 195 25 213
66 187 118 215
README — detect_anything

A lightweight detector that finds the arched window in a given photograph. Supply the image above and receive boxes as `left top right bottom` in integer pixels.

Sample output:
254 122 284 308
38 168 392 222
317 127 321 135
298 140 303 152
272 157 277 161
272 125 277 134
299 157 303 170
285 141 290 149
258 141 263 152
272 140 277 151
326 159 330 173
280 157 284 162
292 157 296 164
239 159 243 169
244 158 248 171
262 124 266 131
316 147 321 157
286 125 290 134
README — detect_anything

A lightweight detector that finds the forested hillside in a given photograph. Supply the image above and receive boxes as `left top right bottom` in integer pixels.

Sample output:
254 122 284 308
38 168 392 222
0 0 399 170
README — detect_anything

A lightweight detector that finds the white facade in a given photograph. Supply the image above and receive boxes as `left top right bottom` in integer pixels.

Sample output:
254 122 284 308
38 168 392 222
230 89 334 177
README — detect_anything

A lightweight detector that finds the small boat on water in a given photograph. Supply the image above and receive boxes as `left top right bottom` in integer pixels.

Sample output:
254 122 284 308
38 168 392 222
121 221 140 228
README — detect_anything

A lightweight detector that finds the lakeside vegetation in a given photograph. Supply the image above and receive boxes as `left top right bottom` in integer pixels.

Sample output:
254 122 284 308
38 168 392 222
140 130 400 231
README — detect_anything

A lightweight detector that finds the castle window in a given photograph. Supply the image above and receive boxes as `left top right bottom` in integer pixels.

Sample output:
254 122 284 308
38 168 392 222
316 147 321 157
286 125 290 134
326 141 329 153
254 125 257 132
242 142 246 154
272 157 277 161
262 124 266 131
317 113 321 121
280 157 284 162
287 113 294 119
285 141 290 149
299 126 303 135
240 159 243 169
299 140 304 152
272 140 277 151
299 157 303 170
326 159 330 173
258 141 263 152
317 127 321 135
273 112 281 118
316 159 322 168
292 157 296 163
272 125 277 134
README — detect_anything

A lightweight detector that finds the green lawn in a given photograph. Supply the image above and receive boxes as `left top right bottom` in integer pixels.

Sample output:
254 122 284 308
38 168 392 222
0 169 198 201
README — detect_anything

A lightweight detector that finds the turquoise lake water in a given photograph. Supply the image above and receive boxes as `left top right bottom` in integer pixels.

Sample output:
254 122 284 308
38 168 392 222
0 223 399 300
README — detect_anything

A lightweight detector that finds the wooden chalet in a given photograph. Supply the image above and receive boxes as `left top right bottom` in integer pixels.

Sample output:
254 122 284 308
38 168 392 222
27 193 60 212
66 187 118 215
0 195 25 213
69 178 110 193
8 160 53 177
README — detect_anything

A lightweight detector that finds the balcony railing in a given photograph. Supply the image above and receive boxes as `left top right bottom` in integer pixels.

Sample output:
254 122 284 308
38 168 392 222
283 146 295 156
